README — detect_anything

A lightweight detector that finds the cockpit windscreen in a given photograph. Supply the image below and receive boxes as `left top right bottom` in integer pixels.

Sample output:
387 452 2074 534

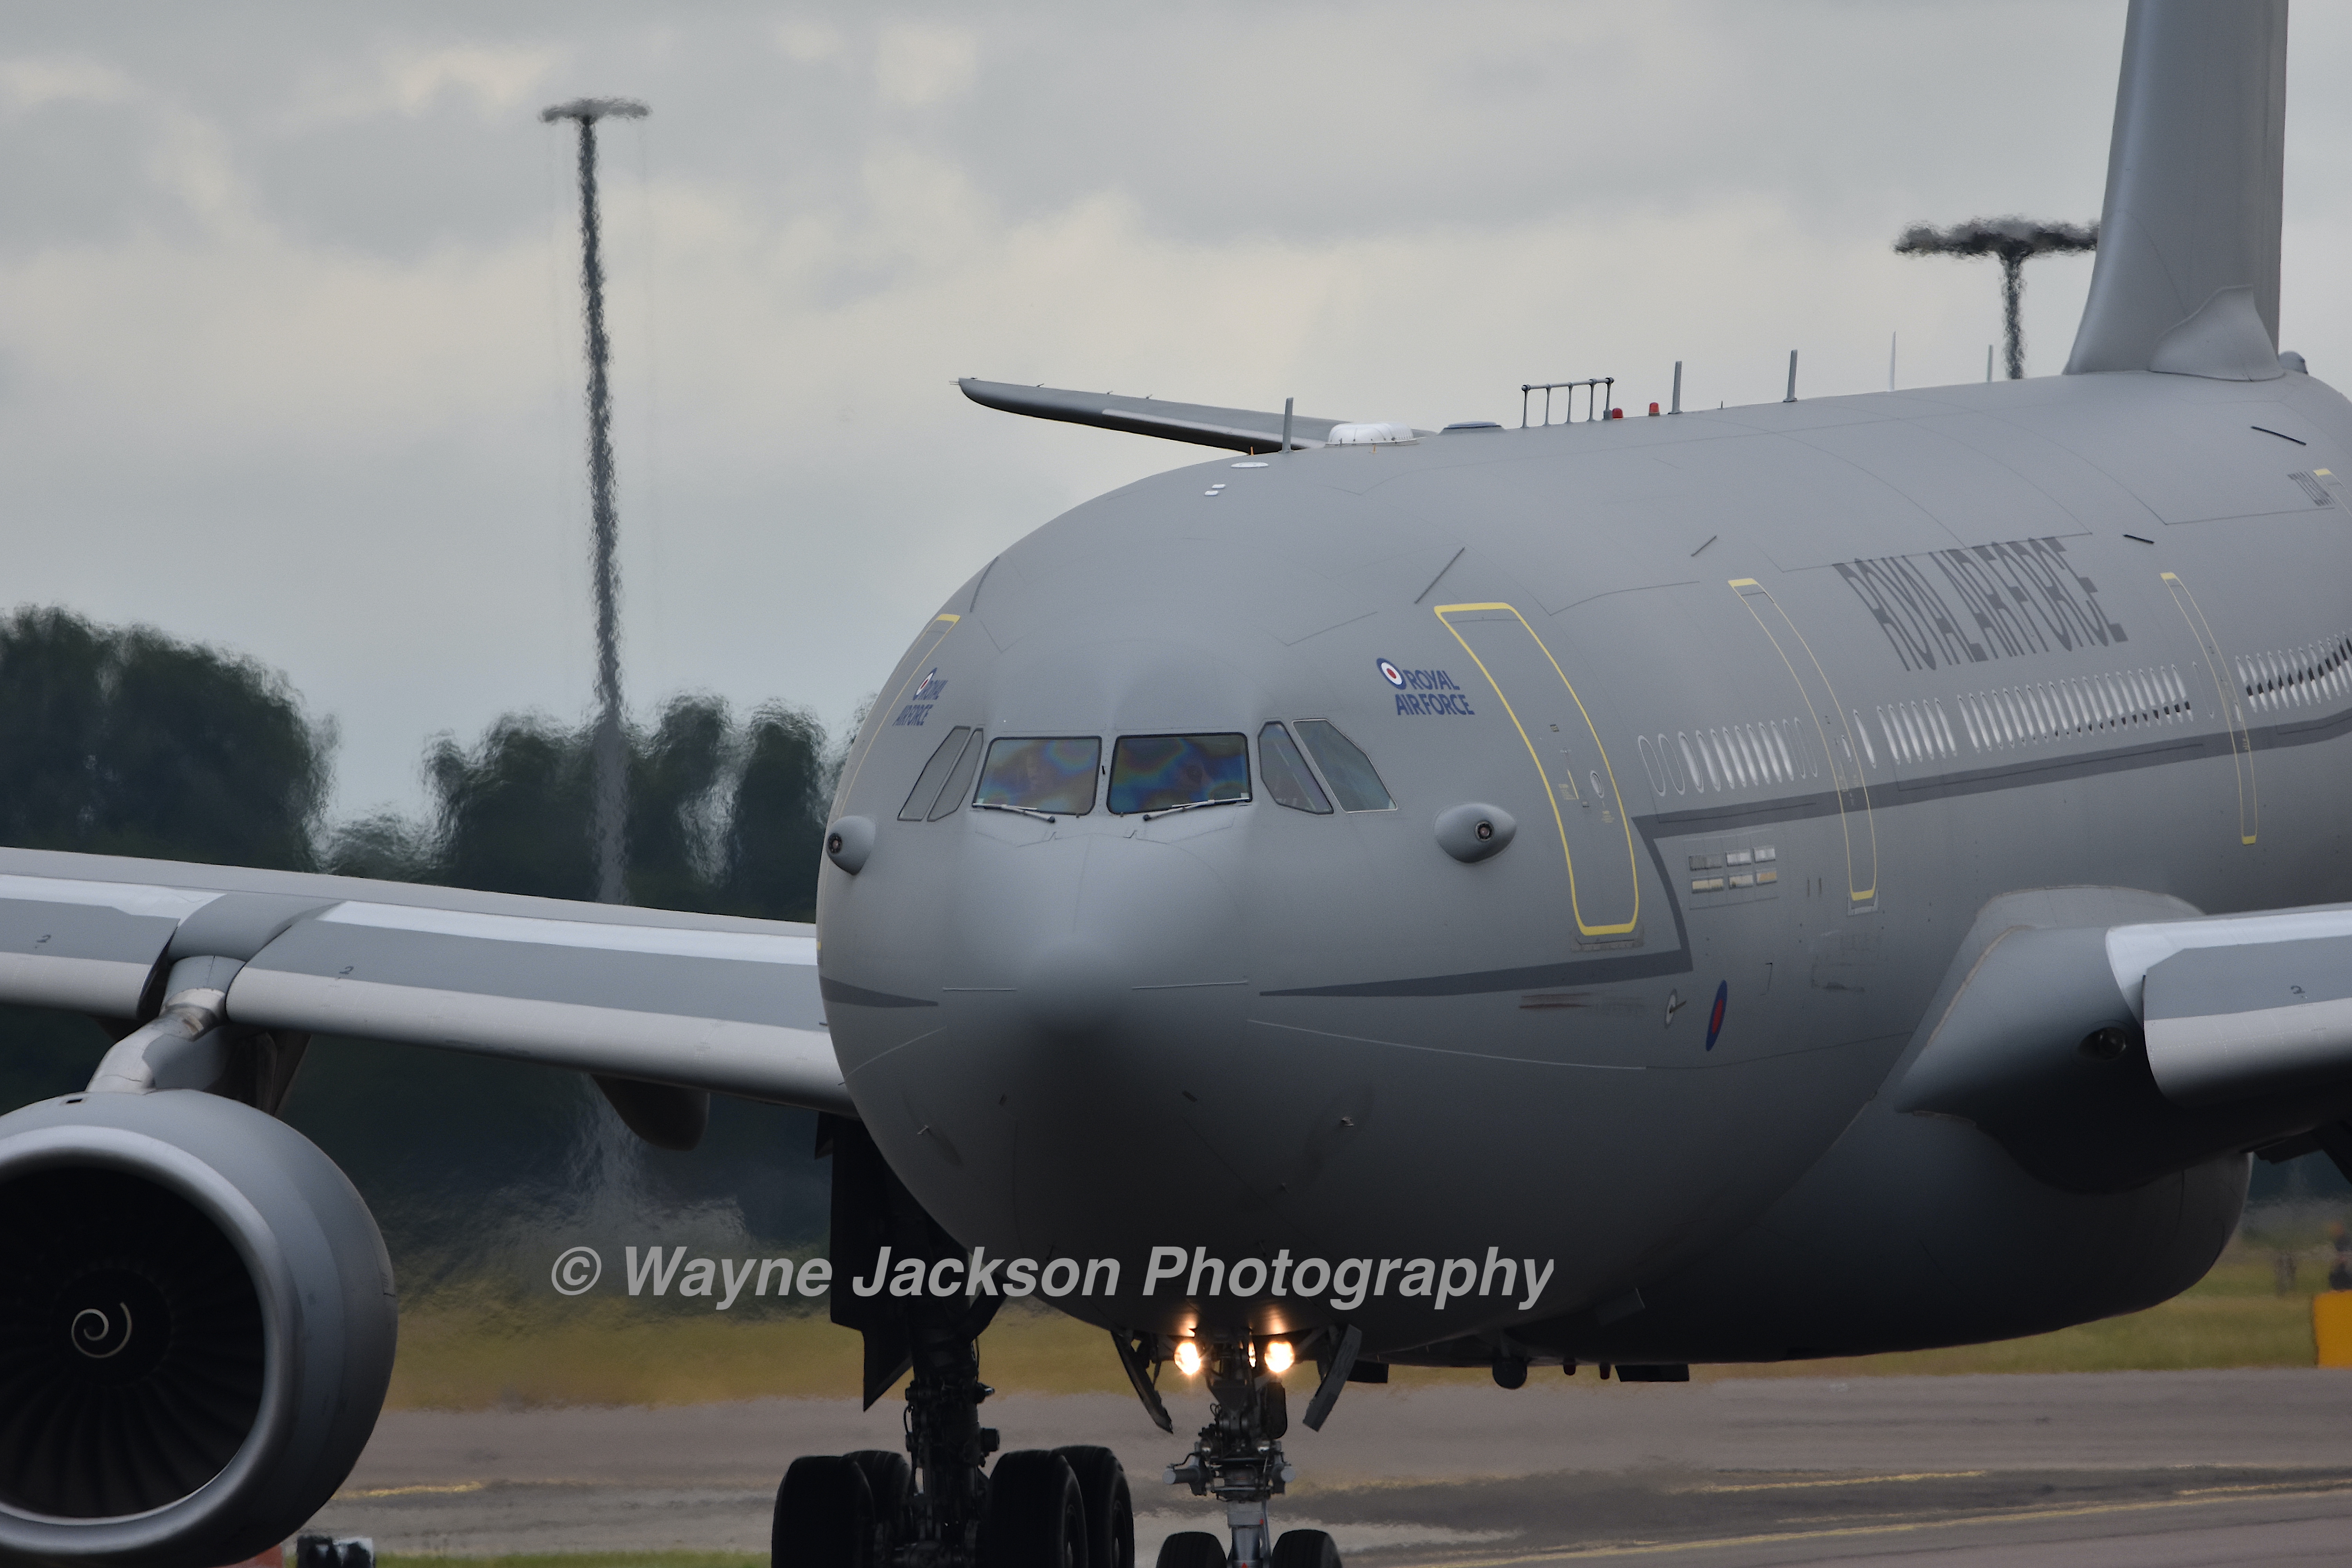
1109 733 1250 815
973 737 1101 815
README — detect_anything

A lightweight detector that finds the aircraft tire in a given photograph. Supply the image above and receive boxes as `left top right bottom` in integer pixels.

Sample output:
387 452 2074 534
845 1449 911 1517
1270 1528 1343 1568
980 1449 1085 1568
1054 1445 1135 1568
773 1454 875 1568
1155 1531 1229 1568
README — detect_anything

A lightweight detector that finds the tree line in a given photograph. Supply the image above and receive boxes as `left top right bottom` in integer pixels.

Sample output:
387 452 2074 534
0 605 838 920
0 605 845 1268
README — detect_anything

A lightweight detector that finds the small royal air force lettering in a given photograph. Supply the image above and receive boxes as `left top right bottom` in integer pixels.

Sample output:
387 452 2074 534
1379 657 1475 717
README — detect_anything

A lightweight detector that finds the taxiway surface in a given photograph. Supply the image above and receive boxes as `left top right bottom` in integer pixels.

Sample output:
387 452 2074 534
311 1370 2352 1565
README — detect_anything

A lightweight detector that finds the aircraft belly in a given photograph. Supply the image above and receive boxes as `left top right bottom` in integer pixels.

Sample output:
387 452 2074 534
853 989 1915 1346
1539 1113 2248 1364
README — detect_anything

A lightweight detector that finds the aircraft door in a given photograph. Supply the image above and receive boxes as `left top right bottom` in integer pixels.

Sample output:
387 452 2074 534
2160 571 2258 846
1729 579 1878 913
1435 603 1641 941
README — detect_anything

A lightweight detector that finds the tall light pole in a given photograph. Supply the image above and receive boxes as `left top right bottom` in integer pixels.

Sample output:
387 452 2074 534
542 96 646 904
1895 218 2097 380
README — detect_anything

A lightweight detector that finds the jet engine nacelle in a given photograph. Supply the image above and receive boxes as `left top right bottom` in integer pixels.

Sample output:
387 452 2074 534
0 1089 397 1568
1893 889 2352 1193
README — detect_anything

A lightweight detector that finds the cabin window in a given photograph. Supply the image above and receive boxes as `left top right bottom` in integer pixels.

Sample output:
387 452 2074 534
973 737 1101 816
1258 723 1332 814
1294 720 1394 811
1109 733 1250 815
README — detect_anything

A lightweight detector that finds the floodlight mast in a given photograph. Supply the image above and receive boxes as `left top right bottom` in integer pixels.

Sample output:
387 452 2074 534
1895 218 2097 380
542 97 647 904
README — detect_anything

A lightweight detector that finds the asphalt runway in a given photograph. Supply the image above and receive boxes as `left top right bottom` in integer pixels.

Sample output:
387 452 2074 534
311 1370 2352 1566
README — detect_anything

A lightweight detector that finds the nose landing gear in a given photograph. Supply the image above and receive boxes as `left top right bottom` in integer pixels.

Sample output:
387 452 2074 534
1157 1339 1343 1568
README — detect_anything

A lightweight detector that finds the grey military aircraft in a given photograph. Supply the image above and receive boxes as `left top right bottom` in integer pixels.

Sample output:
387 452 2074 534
0 3 2340 1568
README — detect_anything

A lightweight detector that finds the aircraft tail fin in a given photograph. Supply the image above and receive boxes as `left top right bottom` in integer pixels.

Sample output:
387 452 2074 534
2065 0 2288 380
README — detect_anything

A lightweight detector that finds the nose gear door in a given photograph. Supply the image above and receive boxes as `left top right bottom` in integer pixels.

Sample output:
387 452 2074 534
1436 602 1640 942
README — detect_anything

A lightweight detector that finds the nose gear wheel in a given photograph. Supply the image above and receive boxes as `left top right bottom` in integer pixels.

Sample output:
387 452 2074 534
1159 1339 1337 1568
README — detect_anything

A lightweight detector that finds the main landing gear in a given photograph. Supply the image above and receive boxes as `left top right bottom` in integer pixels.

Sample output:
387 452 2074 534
777 1120 1137 1568
776 1323 1347 1568
777 1122 1348 1568
774 1422 1126 1568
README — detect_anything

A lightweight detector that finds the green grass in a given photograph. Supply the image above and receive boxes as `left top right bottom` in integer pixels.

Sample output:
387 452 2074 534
384 1294 1136 1408
382 1232 2344 1410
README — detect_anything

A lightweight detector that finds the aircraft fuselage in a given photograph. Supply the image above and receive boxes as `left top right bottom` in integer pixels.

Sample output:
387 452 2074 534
818 367 2351 1365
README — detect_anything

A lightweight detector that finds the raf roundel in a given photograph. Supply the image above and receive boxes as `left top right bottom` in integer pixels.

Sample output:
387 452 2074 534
1377 659 1406 688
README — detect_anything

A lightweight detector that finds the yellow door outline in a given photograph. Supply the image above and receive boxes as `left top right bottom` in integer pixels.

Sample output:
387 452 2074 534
1728 579 1878 909
1434 602 1640 938
2160 571 2257 845
834 613 961 809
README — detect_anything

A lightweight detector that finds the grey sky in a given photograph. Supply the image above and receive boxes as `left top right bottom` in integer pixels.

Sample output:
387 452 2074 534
3 2 2347 821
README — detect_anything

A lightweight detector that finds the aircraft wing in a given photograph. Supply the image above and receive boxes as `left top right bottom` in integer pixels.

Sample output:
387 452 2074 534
0 844 848 1114
2113 908 2352 1106
958 377 1360 453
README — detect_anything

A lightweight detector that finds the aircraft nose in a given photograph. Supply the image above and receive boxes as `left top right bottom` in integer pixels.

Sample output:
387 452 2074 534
960 831 1247 1050
1019 934 1124 1039
834 825 1255 1253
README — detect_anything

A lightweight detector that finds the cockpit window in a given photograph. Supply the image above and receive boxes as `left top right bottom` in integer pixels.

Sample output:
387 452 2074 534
1258 723 1332 814
1109 733 1250 815
974 737 1100 816
927 728 984 820
1294 720 1394 811
900 727 978 822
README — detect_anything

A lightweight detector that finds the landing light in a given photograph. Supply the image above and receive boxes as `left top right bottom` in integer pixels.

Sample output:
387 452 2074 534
1174 1340 1203 1376
1262 1340 1295 1375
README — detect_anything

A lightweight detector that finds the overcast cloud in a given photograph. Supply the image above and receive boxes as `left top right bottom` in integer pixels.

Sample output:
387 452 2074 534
3 2 2348 820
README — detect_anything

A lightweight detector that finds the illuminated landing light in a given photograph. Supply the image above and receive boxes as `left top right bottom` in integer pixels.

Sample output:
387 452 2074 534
1262 1339 1294 1375
1174 1340 1203 1377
